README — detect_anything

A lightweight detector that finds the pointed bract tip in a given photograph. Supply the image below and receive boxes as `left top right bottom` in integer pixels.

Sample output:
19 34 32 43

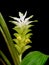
9 16 13 18
34 20 38 22
30 15 34 18
19 12 23 17
25 11 27 14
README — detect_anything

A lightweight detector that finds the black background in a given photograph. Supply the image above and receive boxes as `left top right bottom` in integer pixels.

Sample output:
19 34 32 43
0 0 49 65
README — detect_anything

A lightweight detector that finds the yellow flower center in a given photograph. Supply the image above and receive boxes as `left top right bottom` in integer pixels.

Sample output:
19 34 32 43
25 39 31 43
17 36 22 40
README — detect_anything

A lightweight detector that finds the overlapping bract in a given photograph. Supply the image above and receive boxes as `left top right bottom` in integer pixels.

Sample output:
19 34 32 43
10 11 36 54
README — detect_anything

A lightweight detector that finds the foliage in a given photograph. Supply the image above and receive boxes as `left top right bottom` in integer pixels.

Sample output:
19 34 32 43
0 12 49 65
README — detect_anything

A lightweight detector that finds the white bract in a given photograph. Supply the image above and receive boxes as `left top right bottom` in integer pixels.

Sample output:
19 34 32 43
10 11 34 27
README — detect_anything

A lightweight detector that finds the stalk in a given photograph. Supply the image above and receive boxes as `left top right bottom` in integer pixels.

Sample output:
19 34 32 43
0 50 11 65
0 13 20 65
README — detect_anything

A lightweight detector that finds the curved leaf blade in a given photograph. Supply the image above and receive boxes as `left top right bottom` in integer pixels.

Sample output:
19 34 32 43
20 51 49 65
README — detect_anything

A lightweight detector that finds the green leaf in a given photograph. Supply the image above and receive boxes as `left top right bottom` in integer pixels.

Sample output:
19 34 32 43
0 13 20 65
20 51 49 65
0 50 11 65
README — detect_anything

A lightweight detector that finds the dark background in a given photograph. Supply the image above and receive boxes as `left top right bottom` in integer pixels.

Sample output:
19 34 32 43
0 0 49 65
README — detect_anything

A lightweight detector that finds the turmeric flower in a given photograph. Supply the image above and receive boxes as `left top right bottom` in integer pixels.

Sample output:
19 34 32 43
9 11 35 55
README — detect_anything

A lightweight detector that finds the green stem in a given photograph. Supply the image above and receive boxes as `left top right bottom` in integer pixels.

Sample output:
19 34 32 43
19 54 22 63
0 58 6 65
0 26 19 65
0 13 19 65
0 50 11 65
